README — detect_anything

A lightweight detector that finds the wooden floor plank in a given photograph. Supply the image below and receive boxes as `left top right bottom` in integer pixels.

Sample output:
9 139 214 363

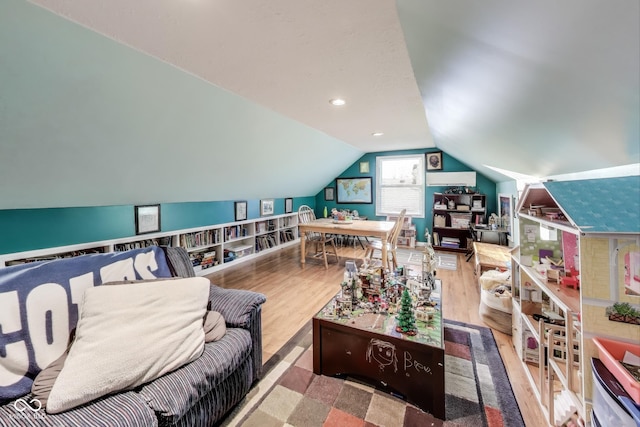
205 244 546 426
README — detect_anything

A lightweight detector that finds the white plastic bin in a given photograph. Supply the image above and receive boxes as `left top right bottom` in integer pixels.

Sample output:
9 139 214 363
591 358 640 427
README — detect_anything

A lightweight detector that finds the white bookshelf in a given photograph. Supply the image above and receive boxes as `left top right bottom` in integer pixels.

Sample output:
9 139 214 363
0 213 300 276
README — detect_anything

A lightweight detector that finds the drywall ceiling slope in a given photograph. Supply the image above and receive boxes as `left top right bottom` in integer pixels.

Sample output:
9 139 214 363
28 0 434 153
398 0 640 181
0 0 360 209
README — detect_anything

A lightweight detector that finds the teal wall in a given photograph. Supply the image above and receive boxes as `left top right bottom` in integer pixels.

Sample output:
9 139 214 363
0 147 497 253
0 0 359 210
0 197 315 254
315 149 497 242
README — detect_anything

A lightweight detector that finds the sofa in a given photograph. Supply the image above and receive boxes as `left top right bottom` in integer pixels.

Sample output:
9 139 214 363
0 246 266 426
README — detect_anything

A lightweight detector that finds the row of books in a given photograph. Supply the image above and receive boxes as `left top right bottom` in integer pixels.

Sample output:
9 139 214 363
280 229 296 242
225 225 249 241
432 232 461 248
190 250 219 269
256 234 278 251
114 237 173 252
256 220 277 234
180 230 221 249
281 217 297 227
6 247 106 266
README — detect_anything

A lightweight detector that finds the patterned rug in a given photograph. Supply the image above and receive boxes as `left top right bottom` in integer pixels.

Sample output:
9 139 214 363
435 253 458 271
220 320 524 427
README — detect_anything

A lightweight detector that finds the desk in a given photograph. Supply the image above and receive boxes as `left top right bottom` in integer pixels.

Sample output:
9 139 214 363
472 241 511 276
472 225 510 246
299 219 395 267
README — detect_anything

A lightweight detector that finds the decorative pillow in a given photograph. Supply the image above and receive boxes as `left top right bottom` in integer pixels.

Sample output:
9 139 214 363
31 329 75 407
43 277 210 414
33 310 225 406
203 311 226 342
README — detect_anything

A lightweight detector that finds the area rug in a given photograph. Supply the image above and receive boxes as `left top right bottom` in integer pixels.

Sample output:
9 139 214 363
219 320 524 427
436 252 458 271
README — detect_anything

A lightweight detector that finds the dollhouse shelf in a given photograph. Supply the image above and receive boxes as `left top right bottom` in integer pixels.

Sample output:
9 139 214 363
510 177 640 426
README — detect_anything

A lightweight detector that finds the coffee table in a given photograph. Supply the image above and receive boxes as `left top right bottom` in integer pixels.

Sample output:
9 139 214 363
313 289 445 419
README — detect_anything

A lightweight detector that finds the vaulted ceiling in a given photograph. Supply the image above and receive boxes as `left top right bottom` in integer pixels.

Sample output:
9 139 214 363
1 1 638 209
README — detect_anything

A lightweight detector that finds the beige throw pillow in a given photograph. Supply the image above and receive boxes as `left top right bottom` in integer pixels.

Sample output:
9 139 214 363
203 311 226 342
44 277 210 414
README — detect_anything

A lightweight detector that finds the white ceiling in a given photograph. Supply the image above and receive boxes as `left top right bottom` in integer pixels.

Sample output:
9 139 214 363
30 0 639 182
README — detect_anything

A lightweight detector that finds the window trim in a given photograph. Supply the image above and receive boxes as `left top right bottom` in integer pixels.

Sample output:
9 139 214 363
375 154 425 218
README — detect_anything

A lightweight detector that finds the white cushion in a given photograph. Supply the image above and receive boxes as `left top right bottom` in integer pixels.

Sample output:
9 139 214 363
46 277 210 414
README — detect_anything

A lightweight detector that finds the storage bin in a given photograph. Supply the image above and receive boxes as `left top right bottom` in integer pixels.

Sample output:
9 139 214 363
593 337 640 404
591 358 640 427
450 213 471 229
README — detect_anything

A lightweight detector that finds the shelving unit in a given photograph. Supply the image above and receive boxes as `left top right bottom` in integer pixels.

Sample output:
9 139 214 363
510 178 640 426
0 213 300 276
431 192 485 252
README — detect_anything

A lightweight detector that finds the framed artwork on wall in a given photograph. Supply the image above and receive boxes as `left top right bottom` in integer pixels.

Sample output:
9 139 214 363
324 187 335 201
285 198 293 214
426 151 443 171
260 199 275 216
359 161 370 174
135 204 161 235
234 201 247 221
336 177 372 204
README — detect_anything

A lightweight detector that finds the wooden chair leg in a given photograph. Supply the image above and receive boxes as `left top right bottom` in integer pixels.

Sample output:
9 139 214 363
390 249 398 271
321 234 329 269
330 239 339 263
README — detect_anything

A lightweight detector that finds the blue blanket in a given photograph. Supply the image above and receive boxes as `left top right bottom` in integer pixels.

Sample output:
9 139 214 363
0 246 172 401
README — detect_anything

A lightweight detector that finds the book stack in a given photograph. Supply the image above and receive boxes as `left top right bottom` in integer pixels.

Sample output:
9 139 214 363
440 237 460 249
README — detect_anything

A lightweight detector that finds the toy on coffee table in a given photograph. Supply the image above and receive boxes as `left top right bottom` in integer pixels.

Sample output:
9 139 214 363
327 243 439 335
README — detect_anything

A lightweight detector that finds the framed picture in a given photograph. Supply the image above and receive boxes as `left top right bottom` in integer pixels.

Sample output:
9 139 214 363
260 199 275 216
498 193 514 232
324 187 335 201
135 204 161 235
426 151 443 171
284 197 293 214
359 161 370 174
336 177 372 204
234 201 247 221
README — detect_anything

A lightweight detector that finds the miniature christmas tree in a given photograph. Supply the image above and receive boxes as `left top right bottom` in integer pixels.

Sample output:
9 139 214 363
396 289 417 335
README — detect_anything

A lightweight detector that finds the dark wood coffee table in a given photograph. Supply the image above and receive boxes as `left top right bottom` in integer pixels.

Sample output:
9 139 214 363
313 291 445 419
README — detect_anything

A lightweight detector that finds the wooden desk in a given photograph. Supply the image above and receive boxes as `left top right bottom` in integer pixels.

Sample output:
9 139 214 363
472 241 511 276
472 225 510 246
299 219 395 266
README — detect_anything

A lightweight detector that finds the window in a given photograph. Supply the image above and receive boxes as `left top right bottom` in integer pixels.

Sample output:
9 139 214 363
375 154 425 217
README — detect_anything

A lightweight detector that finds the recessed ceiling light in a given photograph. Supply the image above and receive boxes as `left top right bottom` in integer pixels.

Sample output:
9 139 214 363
372 132 384 137
329 98 346 106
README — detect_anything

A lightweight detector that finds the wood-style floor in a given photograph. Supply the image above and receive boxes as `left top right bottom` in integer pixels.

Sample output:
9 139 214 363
205 244 546 426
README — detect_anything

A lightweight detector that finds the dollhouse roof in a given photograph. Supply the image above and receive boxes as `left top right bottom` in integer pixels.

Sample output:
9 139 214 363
543 176 640 234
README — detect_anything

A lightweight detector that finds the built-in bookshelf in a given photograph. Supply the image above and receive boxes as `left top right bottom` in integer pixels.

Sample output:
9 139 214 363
0 213 300 276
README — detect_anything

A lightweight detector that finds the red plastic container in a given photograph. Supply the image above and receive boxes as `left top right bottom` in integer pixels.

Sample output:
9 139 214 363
592 337 640 405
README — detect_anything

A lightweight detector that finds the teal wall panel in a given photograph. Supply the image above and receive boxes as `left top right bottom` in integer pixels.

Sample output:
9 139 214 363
0 196 316 255
315 149 497 242
0 206 132 253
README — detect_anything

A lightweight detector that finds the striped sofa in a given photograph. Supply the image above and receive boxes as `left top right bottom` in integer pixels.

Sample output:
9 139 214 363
0 246 266 426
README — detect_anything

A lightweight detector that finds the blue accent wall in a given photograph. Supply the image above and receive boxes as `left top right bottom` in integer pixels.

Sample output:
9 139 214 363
0 196 316 254
315 149 497 242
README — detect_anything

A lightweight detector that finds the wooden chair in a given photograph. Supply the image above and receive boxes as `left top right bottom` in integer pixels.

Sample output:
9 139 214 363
298 205 339 269
364 209 406 271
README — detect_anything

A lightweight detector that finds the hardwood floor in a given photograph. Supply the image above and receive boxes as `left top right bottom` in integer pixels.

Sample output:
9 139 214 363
205 244 546 426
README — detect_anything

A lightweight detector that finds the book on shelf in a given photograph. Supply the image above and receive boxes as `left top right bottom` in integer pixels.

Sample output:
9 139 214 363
440 236 461 248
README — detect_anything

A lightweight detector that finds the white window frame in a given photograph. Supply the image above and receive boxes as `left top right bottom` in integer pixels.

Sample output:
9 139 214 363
375 154 425 218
